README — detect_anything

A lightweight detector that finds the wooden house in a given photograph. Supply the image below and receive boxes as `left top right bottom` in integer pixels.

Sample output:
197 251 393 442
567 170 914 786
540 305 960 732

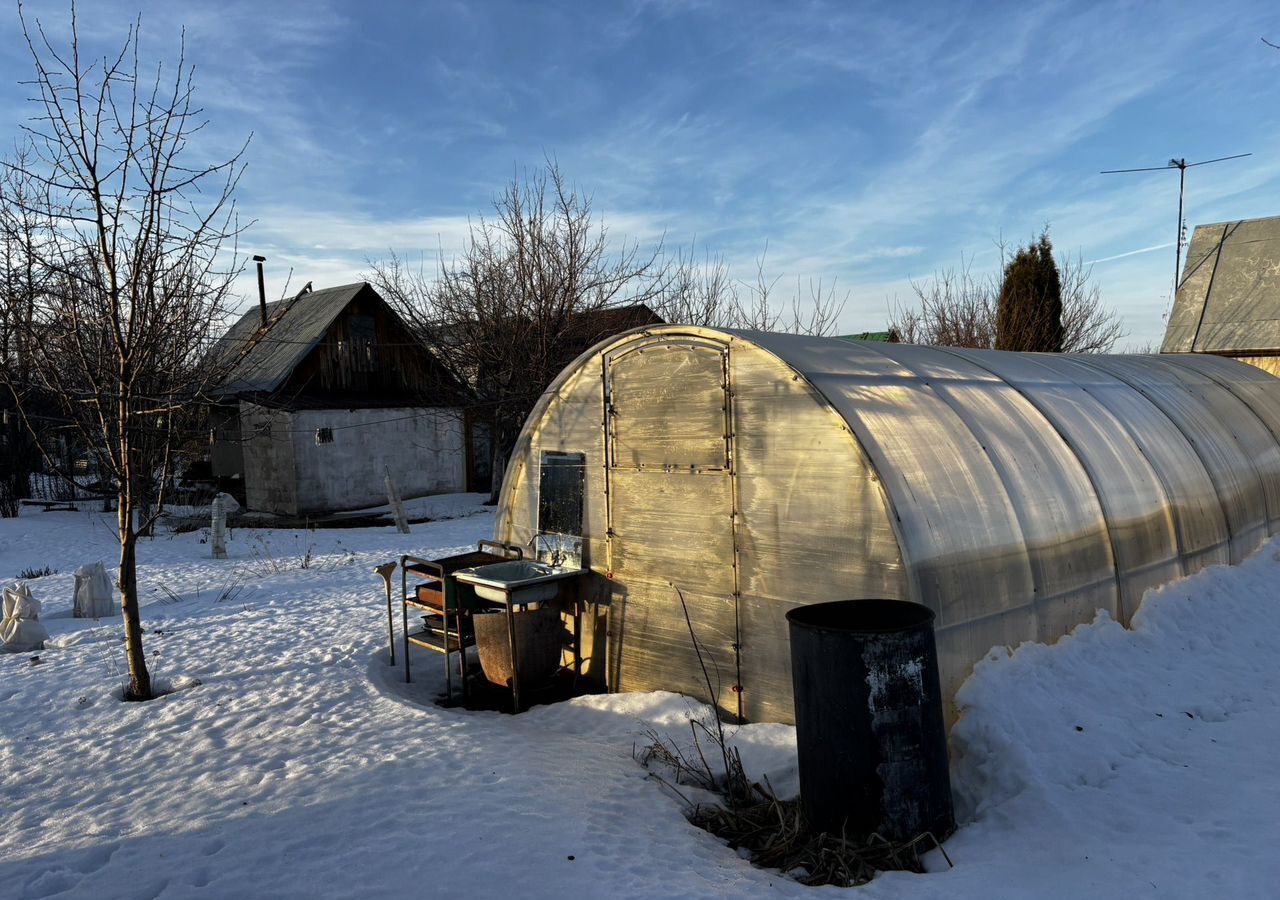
208 282 470 515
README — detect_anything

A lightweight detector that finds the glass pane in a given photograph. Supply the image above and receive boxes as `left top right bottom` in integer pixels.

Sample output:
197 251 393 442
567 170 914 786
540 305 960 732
538 451 585 537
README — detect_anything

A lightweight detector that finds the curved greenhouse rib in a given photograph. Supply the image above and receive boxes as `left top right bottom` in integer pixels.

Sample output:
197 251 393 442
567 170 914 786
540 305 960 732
1170 353 1280 456
857 341 1118 637
805 347 1037 633
939 347 1216 618
1072 355 1271 562
1145 354 1280 533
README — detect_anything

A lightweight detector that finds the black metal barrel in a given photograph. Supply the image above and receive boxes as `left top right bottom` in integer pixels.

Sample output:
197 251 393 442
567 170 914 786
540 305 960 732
786 599 954 843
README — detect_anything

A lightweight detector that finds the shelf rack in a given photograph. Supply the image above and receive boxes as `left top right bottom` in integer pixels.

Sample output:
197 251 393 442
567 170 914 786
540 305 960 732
397 541 521 702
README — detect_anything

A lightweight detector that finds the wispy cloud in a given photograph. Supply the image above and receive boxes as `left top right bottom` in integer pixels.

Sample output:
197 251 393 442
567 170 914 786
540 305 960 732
3 0 1278 347
852 246 926 264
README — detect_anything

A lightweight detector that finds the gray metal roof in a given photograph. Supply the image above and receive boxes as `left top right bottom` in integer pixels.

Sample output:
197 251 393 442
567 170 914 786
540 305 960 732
210 283 368 396
1162 215 1280 354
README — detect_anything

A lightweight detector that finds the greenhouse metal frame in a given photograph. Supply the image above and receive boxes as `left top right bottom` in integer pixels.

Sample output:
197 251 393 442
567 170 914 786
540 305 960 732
495 326 1280 723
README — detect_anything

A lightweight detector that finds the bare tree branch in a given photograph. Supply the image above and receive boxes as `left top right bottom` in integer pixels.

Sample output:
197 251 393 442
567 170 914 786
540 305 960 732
654 243 848 337
887 247 1124 352
371 160 671 503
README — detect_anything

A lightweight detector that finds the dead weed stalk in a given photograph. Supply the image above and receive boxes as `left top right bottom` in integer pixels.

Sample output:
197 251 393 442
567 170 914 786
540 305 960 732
632 584 953 888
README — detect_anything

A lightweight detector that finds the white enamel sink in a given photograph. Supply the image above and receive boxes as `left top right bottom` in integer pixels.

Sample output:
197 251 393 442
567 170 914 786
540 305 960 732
454 560 583 604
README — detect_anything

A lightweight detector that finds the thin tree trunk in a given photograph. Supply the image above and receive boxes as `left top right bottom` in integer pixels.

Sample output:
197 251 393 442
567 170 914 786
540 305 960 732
137 492 154 538
487 418 513 506
117 512 152 700
487 440 504 506
117 458 152 700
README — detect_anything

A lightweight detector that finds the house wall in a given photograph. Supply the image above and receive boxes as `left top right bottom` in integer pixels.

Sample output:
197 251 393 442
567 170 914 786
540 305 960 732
240 403 465 515
240 403 299 515
288 407 465 515
282 289 456 404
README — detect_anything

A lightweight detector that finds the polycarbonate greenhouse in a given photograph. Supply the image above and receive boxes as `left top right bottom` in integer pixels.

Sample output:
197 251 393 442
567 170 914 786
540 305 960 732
494 326 1280 723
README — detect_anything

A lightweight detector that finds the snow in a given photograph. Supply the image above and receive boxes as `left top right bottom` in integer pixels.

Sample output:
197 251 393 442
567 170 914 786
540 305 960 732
2 503 1279 898
229 491 494 524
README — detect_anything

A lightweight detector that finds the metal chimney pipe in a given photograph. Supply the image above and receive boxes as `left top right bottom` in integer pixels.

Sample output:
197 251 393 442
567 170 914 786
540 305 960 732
253 255 267 327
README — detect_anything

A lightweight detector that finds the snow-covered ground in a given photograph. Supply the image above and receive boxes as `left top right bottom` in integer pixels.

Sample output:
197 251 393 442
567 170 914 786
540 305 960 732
2 502 1278 898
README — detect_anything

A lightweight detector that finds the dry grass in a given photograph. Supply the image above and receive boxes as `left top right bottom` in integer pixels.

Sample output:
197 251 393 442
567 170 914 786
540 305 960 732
636 727 952 888
691 797 951 887
18 565 56 579
633 583 955 888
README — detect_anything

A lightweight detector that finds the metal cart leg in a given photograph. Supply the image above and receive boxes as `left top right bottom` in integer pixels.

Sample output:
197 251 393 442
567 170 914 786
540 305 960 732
401 560 412 684
374 562 397 666
456 611 470 703
443 601 453 700
572 600 582 680
506 600 522 713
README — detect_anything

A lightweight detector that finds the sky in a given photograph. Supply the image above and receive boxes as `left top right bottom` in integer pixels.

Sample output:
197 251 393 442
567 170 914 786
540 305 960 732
2 0 1278 349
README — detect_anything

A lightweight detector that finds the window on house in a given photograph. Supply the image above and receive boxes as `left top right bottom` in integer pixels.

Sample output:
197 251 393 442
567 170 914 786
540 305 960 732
349 315 377 372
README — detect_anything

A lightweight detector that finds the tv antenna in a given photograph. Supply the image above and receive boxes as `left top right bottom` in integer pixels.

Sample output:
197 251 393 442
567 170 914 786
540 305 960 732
1101 152 1252 295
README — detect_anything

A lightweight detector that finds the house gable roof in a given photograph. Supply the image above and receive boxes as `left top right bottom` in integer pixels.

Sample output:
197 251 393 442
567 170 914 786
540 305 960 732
1162 215 1280 354
573 303 664 337
209 282 369 397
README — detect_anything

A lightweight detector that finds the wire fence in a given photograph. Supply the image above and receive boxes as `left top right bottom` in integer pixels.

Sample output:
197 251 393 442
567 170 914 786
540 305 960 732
26 473 108 505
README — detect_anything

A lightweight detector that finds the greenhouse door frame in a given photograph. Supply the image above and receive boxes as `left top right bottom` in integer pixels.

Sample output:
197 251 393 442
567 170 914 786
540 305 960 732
601 334 744 721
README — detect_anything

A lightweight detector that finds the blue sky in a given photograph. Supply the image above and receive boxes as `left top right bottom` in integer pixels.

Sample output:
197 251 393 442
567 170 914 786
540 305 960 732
3 0 1279 348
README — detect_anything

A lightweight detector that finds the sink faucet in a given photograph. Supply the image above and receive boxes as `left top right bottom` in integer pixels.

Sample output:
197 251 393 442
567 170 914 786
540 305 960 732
532 533 568 567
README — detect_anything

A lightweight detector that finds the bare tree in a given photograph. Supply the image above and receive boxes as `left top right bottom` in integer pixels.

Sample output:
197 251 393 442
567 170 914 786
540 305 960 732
890 260 996 348
371 162 670 503
889 248 1124 352
653 244 848 336
0 151 42 375
371 165 854 504
0 7 246 700
652 242 738 328
0 150 48 516
1058 252 1127 353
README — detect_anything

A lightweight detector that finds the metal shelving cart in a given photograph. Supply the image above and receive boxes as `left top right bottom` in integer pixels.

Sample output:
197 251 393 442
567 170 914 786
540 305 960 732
396 541 522 702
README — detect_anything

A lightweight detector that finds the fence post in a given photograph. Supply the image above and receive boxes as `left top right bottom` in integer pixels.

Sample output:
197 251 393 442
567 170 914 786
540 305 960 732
385 470 410 535
211 495 228 559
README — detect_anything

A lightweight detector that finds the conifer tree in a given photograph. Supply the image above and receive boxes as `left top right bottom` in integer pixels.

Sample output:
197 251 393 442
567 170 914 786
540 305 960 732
996 231 1065 352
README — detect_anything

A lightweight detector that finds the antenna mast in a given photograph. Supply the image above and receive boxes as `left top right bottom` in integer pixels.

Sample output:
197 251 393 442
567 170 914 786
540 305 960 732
1101 152 1251 297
